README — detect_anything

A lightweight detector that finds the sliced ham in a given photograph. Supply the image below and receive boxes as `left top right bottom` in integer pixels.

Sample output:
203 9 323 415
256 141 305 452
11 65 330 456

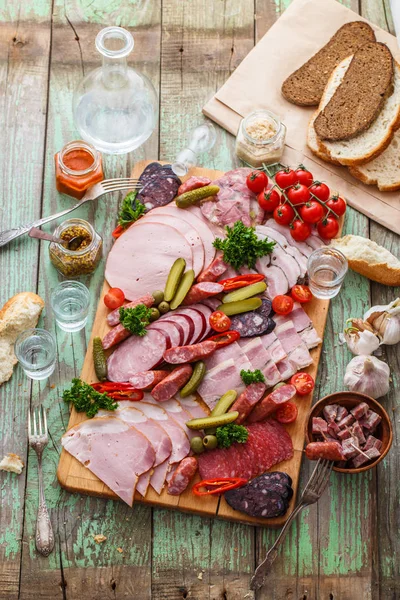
61 417 155 506
145 395 198 440
239 337 281 387
264 219 315 257
197 357 251 410
205 341 252 371
260 332 287 363
256 256 289 297
179 395 209 419
256 225 307 276
105 221 195 301
257 232 301 288
107 329 167 382
275 320 313 370
274 307 321 351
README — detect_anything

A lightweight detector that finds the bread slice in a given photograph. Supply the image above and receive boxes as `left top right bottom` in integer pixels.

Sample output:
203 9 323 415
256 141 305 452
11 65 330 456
331 235 400 286
348 130 400 191
314 42 394 141
281 21 376 107
308 57 400 166
0 292 44 385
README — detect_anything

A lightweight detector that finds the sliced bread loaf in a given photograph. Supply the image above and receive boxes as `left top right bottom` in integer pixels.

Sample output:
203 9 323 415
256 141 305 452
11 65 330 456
281 21 376 107
308 57 400 166
348 130 400 191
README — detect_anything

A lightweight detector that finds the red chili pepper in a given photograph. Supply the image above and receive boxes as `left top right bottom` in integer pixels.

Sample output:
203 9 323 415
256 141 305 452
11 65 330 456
112 224 126 239
108 390 143 401
208 330 240 348
91 382 136 392
192 478 247 496
219 274 265 292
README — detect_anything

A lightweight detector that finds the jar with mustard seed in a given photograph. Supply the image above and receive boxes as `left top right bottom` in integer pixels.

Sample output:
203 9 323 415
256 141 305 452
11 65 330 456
235 110 286 168
49 218 102 277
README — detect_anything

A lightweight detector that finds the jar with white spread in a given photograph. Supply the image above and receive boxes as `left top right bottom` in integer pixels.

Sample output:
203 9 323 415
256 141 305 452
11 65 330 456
235 110 286 168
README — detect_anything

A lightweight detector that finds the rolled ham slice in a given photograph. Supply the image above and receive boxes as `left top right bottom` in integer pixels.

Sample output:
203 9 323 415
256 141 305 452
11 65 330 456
107 329 167 382
61 417 155 506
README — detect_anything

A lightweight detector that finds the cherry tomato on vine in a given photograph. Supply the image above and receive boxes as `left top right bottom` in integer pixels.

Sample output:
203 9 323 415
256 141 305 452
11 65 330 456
317 216 339 239
295 166 313 187
104 288 125 310
272 294 294 315
273 203 295 226
287 184 311 205
291 284 312 304
257 189 281 212
298 200 325 224
246 170 268 194
309 182 330 202
209 311 231 333
326 195 346 216
290 219 311 242
275 168 298 190
276 401 298 424
290 372 315 396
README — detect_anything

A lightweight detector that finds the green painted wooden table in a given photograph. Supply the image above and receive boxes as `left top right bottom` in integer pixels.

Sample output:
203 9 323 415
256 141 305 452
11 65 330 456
0 0 399 598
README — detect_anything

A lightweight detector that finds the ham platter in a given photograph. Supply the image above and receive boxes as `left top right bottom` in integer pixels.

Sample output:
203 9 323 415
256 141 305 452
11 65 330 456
57 160 343 527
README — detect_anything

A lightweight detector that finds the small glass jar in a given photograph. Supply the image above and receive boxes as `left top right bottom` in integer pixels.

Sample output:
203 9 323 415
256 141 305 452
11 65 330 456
235 110 286 168
49 218 103 277
55 140 104 199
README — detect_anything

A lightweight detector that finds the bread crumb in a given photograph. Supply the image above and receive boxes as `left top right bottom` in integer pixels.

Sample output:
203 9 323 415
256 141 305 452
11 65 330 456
197 572 203 580
93 534 107 544
50 384 55 389
117 547 123 553
0 453 24 474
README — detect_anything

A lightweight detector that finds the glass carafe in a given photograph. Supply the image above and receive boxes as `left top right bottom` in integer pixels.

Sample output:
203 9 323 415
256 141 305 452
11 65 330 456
73 27 158 155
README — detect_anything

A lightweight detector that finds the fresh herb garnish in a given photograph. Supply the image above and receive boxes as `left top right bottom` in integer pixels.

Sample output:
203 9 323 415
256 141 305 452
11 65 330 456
63 378 118 418
118 191 146 228
119 303 152 336
216 423 249 448
213 221 275 270
240 369 265 386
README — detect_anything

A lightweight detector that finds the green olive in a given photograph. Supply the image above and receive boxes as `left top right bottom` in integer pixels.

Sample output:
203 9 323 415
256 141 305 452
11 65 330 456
190 436 205 454
203 435 218 450
149 308 160 322
158 301 170 314
152 290 164 305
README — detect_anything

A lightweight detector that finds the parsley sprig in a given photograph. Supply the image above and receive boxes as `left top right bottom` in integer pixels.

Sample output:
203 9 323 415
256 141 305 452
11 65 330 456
213 221 275 271
240 369 265 386
63 378 118 418
216 424 249 448
119 304 152 336
118 191 146 228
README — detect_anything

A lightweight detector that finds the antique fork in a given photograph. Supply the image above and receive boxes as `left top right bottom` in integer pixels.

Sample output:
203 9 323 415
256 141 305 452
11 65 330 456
250 459 334 591
0 177 142 248
28 405 55 557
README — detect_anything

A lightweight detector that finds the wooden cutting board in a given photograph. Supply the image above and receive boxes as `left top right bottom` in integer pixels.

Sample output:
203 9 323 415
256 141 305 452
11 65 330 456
57 160 338 527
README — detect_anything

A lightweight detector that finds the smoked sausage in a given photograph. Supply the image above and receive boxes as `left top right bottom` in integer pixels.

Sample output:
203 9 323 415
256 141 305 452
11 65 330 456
247 384 297 423
197 255 229 283
129 370 170 390
305 442 345 461
167 457 198 495
230 382 267 424
177 176 211 196
102 323 131 350
182 282 224 306
106 293 155 327
163 340 218 364
151 365 193 402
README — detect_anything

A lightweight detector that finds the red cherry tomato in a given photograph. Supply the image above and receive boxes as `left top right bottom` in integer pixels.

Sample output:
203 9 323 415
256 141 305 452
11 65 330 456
291 284 312 304
276 401 298 424
290 219 311 242
309 182 330 202
317 216 339 240
257 189 281 212
246 170 268 194
290 372 315 396
287 184 311 205
295 166 313 187
275 168 298 190
272 294 294 315
298 200 325 224
325 195 347 216
273 203 295 226
104 287 125 310
209 310 231 333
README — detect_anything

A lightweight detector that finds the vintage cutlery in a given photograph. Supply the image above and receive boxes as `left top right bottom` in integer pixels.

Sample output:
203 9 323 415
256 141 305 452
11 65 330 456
28 227 84 250
28 405 55 557
250 459 334 591
0 177 142 248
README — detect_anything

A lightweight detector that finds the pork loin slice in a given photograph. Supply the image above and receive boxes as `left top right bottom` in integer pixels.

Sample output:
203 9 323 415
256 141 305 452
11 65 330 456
144 395 199 440
256 225 308 276
264 219 314 257
257 232 301 288
61 417 155 506
256 255 289 297
105 221 194 301
107 329 167 382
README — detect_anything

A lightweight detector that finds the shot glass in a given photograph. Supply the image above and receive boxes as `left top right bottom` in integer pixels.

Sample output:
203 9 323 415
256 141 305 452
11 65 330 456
15 328 57 381
307 247 348 299
50 280 90 332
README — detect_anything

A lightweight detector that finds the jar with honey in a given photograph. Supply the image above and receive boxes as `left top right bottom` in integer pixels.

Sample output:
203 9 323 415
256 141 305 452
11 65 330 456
55 140 104 199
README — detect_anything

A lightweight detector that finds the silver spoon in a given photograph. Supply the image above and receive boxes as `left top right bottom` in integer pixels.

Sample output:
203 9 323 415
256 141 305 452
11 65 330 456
29 227 84 251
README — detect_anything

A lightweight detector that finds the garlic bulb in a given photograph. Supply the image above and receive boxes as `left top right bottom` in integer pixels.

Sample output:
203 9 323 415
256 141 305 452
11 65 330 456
343 318 380 355
364 298 400 345
344 355 390 399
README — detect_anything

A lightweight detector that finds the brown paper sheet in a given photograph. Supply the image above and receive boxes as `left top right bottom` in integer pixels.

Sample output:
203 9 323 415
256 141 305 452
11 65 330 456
203 0 400 235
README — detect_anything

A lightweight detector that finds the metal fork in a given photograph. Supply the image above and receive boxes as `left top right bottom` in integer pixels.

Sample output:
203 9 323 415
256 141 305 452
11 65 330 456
0 177 142 248
28 405 54 557
250 459 334 591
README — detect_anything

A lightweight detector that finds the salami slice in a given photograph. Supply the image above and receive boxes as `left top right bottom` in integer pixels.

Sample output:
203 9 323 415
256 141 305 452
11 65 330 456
182 282 223 306
230 382 267 425
167 457 198 496
163 340 218 364
197 254 229 283
151 365 193 402
158 313 194 346
148 320 184 347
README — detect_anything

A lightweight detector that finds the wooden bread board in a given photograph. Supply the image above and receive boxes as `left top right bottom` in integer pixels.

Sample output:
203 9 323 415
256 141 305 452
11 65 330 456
57 160 337 527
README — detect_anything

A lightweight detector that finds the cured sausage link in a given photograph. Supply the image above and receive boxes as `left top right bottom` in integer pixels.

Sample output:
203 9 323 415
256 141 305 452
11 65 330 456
177 176 211 196
163 340 218 364
197 255 229 283
102 323 131 350
151 365 193 402
167 457 198 495
230 382 267 424
305 441 345 461
129 370 170 390
182 282 224 306
106 293 155 327
247 384 297 423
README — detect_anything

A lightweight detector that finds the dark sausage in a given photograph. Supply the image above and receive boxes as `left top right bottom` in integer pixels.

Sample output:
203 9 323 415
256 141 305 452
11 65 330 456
163 340 218 364
129 370 170 390
151 365 193 402
230 382 266 424
197 255 229 283
102 323 131 350
305 442 345 461
247 384 297 422
182 282 224 306
177 176 211 196
167 457 198 495
107 293 155 327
